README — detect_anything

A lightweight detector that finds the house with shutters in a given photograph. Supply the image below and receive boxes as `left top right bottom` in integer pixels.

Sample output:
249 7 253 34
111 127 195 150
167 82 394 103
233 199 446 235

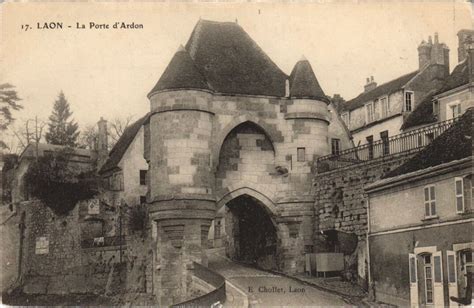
340 33 450 147
402 29 474 131
365 108 473 307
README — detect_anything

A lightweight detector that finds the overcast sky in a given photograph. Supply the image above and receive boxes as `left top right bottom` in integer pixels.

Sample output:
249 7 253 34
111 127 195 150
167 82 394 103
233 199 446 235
2 1 473 140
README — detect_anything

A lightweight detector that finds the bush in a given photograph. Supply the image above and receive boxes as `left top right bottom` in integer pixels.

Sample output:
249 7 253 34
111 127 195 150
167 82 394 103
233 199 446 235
24 148 98 215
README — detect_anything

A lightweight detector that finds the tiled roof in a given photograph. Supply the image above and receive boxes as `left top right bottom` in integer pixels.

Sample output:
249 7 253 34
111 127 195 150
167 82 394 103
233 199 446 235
289 58 329 103
400 91 437 130
383 108 472 178
99 114 150 174
342 71 419 112
149 20 290 97
149 46 210 94
436 60 469 95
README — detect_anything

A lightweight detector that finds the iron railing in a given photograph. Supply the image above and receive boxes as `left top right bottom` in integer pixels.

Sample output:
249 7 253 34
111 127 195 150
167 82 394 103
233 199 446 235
317 117 459 173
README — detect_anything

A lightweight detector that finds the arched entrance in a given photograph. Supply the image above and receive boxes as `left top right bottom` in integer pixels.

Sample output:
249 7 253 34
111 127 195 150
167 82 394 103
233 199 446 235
225 194 278 270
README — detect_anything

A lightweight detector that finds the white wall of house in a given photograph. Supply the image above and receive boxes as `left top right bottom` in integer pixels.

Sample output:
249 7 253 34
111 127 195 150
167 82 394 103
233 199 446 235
437 87 473 122
351 115 403 146
369 164 471 234
118 126 149 206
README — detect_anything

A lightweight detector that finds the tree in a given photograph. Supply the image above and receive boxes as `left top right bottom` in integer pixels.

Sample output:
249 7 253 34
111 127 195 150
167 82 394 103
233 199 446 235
0 83 22 149
45 91 80 147
109 115 134 144
77 115 135 150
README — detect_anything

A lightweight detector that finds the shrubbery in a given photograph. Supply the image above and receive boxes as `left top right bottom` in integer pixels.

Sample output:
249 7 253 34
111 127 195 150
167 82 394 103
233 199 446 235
24 148 98 215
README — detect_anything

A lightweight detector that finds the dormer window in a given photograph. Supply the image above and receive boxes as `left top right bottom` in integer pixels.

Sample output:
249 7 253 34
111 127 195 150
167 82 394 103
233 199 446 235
405 91 414 112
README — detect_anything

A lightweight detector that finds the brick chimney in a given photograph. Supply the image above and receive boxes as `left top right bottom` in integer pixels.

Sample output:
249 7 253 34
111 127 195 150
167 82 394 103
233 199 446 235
457 29 474 63
418 33 449 71
97 117 108 169
364 76 377 93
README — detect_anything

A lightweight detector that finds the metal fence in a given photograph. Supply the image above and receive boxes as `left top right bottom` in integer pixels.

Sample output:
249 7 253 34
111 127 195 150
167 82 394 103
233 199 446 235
317 117 458 173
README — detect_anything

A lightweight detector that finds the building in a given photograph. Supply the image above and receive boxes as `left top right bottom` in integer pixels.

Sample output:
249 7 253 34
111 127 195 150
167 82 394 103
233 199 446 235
402 29 474 131
145 19 352 305
366 108 472 306
98 114 150 207
340 33 450 146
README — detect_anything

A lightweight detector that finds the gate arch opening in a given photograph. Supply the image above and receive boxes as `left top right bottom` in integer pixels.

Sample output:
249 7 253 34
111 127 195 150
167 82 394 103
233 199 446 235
225 194 279 270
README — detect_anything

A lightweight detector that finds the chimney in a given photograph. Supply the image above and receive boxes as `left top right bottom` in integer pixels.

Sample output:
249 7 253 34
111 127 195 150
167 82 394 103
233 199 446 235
364 76 377 93
418 33 449 71
418 39 432 69
97 117 108 169
457 29 474 63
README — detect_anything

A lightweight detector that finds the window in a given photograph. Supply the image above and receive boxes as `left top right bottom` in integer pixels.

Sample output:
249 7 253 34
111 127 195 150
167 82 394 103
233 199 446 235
380 131 389 155
455 177 465 213
366 135 374 159
374 99 380 120
341 113 350 126
331 139 341 155
88 199 100 214
366 102 374 123
424 185 437 218
447 102 462 120
405 91 414 112
140 195 147 204
381 96 389 118
297 147 305 162
424 255 434 304
139 170 147 186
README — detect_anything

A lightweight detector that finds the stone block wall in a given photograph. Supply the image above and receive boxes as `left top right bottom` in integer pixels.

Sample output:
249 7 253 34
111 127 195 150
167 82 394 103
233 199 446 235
313 153 418 284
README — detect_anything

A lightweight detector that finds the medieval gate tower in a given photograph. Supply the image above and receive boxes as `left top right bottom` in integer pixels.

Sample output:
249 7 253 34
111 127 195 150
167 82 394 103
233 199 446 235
145 20 346 304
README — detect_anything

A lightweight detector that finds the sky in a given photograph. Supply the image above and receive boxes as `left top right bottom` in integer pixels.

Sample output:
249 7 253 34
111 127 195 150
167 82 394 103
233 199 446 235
1 1 473 150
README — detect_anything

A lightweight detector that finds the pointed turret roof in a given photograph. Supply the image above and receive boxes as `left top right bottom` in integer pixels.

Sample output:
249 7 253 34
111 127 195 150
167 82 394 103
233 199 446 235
289 57 329 103
148 45 210 96
184 19 288 97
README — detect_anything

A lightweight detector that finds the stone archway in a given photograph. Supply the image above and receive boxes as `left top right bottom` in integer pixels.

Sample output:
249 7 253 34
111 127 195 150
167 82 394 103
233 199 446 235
224 194 279 270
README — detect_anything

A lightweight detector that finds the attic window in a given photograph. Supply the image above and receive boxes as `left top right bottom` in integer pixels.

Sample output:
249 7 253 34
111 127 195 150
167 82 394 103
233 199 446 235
405 91 414 112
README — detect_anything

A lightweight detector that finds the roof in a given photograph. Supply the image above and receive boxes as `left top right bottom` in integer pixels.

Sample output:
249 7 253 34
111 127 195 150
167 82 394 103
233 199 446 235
289 58 329 103
342 71 419 112
436 60 469 95
149 46 210 94
400 91 437 130
99 113 150 174
19 143 92 161
383 108 472 179
149 19 289 97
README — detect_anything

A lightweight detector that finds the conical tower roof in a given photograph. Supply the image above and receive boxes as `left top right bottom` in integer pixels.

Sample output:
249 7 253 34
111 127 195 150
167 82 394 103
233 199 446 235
289 57 329 103
148 45 210 96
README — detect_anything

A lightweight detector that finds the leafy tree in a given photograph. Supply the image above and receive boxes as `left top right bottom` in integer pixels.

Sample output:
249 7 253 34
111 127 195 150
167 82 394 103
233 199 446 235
45 91 80 147
0 83 22 149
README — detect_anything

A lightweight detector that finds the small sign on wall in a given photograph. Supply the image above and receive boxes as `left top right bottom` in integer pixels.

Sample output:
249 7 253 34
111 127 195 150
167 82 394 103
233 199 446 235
35 237 49 255
88 199 100 214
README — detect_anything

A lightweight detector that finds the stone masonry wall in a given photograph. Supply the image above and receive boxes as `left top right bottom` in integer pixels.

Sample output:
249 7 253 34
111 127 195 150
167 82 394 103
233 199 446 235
313 152 418 284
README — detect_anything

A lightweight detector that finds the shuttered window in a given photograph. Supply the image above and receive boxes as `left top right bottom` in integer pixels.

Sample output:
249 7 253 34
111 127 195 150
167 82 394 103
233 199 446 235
447 254 456 283
434 255 442 282
409 256 417 283
455 177 464 213
424 185 436 218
